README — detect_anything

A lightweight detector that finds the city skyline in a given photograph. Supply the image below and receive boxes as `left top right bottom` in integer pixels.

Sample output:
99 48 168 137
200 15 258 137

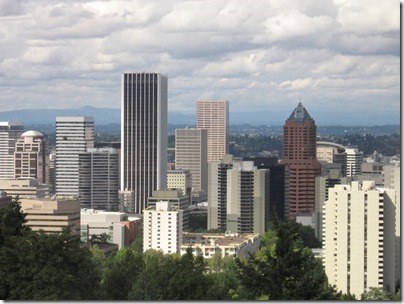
0 0 400 126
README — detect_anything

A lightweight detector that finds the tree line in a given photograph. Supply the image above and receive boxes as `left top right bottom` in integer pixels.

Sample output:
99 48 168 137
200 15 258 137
0 198 400 300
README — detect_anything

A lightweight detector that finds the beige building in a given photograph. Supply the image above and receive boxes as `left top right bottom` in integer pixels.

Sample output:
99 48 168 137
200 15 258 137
14 130 49 184
196 100 229 163
175 129 208 200
167 169 192 204
227 161 269 234
323 181 398 296
20 198 80 235
180 232 260 259
0 178 50 198
143 201 184 254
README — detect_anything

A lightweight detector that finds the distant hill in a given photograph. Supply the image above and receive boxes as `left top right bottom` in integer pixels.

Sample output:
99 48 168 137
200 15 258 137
0 105 399 126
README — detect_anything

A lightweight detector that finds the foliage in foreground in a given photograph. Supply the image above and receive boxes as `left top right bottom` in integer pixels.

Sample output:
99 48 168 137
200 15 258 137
0 198 400 300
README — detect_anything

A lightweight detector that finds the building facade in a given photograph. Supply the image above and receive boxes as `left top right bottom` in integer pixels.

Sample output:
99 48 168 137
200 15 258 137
323 181 398 296
281 103 321 220
20 198 81 235
196 100 229 163
180 232 260 259
0 122 24 179
147 189 190 228
226 161 269 234
14 130 49 184
346 148 364 177
80 208 140 249
207 154 236 231
55 116 94 198
316 141 347 176
167 169 192 204
0 178 50 198
175 128 208 200
120 73 167 214
143 201 183 254
314 167 351 241
78 148 119 211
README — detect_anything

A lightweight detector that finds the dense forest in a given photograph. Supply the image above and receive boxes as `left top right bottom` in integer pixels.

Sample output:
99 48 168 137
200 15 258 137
0 199 400 300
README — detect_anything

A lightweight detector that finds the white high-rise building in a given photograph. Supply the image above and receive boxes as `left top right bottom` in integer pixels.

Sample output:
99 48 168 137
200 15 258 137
0 122 24 179
383 162 401 285
143 201 183 254
175 129 208 197
346 148 364 177
323 181 398 296
196 100 229 163
55 116 94 198
120 73 167 214
78 148 119 211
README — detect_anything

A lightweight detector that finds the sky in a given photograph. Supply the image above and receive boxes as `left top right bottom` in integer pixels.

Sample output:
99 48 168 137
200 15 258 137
0 0 400 124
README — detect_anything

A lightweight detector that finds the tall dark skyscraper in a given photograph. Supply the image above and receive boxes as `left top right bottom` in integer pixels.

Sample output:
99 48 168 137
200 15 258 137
120 73 167 214
281 102 321 220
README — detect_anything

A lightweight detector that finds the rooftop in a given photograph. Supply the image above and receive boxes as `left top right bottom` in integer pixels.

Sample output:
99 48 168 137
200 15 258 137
287 102 314 123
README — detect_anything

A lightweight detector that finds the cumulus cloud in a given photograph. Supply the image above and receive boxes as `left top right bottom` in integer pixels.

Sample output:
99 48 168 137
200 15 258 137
0 0 399 124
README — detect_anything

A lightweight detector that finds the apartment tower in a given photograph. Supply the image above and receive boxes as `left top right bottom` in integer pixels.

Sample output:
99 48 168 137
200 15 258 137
207 154 236 231
143 201 183 254
281 103 321 220
120 73 167 213
0 122 24 179
55 116 94 197
196 100 229 163
226 161 269 234
323 181 398 296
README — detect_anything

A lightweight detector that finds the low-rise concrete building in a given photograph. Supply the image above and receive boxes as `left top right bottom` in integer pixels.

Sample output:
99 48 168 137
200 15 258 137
80 208 141 249
20 198 80 235
0 178 50 199
180 231 260 259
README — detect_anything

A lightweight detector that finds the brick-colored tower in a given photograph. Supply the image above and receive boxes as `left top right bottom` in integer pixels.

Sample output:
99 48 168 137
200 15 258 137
281 103 321 220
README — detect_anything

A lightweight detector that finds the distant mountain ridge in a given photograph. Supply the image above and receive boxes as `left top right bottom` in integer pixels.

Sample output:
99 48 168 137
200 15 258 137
0 105 399 126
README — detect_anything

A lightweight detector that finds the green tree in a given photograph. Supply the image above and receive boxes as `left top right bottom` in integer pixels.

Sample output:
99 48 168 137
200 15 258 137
0 229 102 300
360 287 394 300
129 250 167 300
236 219 338 300
102 246 143 300
0 197 28 246
205 254 240 300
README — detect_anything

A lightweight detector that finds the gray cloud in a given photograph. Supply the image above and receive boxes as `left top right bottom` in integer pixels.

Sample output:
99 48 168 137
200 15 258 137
0 0 399 124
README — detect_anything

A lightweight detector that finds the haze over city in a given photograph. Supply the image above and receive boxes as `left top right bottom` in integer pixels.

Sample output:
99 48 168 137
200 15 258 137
0 0 400 125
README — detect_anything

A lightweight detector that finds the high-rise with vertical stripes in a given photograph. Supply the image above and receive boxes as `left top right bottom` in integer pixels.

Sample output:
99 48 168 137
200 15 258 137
0 122 24 179
196 100 229 163
120 73 167 214
55 116 94 197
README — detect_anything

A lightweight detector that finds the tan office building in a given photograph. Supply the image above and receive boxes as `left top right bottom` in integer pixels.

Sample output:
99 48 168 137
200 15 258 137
196 100 229 163
175 129 208 196
20 198 81 236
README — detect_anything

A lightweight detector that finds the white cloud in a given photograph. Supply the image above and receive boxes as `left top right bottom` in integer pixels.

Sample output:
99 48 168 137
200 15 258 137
0 0 399 124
